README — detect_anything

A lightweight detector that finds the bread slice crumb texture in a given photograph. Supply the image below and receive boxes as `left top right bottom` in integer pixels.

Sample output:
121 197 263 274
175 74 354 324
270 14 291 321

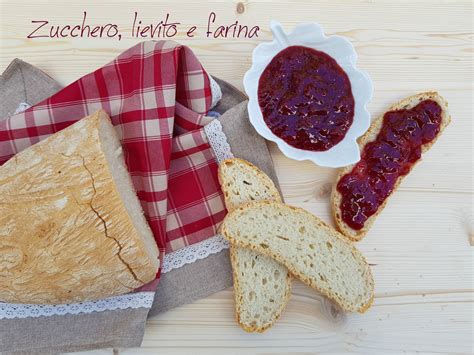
222 201 374 313
219 158 291 332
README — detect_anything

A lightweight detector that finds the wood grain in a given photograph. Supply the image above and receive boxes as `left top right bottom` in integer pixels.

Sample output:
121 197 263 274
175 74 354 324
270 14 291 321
1 0 472 353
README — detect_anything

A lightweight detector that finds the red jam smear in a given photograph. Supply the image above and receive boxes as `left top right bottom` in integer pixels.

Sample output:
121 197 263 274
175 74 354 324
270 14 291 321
258 45 355 151
336 99 443 230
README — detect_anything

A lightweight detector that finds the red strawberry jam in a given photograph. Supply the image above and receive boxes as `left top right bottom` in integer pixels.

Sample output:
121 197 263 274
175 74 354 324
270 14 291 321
258 45 354 151
336 99 443 230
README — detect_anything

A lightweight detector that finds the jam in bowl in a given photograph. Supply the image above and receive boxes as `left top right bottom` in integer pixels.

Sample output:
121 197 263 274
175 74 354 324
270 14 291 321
258 45 355 152
244 21 373 167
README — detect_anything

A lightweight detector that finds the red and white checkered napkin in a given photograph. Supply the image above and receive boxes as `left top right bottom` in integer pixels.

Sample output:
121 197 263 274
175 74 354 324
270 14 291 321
0 40 227 284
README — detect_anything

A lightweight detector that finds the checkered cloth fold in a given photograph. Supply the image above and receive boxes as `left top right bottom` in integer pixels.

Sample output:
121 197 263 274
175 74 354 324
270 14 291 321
0 40 227 282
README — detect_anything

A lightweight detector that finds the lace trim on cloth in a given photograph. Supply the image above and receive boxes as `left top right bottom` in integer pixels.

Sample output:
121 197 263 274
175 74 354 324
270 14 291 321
13 102 31 115
161 235 230 273
208 74 222 109
0 292 155 320
204 119 234 163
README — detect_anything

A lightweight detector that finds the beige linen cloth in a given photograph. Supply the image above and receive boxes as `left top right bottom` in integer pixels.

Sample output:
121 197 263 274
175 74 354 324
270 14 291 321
0 60 281 353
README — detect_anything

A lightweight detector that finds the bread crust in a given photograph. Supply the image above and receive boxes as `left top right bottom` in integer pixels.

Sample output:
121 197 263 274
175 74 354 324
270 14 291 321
218 158 282 210
332 92 451 241
229 248 292 333
0 110 158 304
221 201 375 313
218 158 292 332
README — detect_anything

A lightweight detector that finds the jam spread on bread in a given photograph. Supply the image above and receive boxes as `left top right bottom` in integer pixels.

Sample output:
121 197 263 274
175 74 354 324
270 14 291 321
337 99 443 230
258 46 354 151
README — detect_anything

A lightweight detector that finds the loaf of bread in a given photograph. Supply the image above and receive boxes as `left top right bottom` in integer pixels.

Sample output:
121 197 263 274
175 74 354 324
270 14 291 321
0 110 159 304
332 92 451 241
218 158 291 332
221 201 374 313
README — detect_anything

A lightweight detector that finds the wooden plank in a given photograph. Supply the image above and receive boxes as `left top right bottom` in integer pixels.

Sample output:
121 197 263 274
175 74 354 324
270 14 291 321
1 1 472 85
116 285 473 354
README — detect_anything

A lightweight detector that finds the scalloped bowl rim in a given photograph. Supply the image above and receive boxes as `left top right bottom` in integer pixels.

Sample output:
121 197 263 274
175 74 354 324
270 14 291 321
243 21 373 168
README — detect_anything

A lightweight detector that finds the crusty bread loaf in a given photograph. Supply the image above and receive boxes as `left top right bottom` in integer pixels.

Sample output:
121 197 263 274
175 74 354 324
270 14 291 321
332 92 451 241
219 158 291 332
221 201 374 313
0 110 159 304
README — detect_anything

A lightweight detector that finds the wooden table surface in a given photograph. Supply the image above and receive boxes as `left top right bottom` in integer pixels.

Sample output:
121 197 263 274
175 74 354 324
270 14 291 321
1 0 473 353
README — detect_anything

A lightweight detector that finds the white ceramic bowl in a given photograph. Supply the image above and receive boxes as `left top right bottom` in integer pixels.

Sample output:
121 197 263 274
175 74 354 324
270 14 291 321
243 21 373 168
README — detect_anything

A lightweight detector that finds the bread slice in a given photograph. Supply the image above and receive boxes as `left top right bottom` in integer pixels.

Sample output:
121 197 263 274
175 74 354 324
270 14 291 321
219 158 282 211
219 158 291 332
221 201 374 313
332 92 451 241
0 110 159 304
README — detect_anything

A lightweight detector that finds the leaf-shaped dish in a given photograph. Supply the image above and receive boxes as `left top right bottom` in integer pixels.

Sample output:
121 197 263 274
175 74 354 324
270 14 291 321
244 21 373 167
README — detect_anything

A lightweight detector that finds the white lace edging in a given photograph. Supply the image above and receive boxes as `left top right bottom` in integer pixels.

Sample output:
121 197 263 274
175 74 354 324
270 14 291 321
13 102 31 115
208 75 222 109
161 235 230 273
0 292 155 320
204 119 234 163
0 231 230 319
